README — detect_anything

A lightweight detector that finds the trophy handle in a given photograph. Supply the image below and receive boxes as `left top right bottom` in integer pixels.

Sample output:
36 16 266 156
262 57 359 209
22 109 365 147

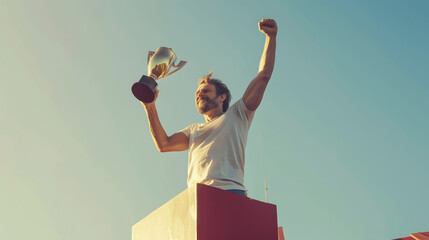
165 60 187 77
147 51 155 64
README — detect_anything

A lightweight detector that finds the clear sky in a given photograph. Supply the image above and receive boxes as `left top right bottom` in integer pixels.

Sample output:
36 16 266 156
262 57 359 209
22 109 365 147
1 0 428 239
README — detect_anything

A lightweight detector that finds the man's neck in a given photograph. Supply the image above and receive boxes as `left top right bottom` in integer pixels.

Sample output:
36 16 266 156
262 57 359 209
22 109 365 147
203 108 224 122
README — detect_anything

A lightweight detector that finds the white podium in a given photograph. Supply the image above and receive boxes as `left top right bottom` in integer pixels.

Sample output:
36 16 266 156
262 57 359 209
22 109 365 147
132 184 279 240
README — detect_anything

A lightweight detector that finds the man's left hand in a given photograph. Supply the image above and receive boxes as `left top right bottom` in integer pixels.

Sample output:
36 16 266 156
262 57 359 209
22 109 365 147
259 18 277 37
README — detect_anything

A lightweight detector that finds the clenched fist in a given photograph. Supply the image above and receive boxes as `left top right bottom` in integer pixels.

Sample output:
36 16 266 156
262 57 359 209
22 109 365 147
259 19 277 37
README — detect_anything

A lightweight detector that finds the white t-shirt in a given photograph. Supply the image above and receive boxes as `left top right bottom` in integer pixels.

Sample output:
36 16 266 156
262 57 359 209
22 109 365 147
179 99 255 191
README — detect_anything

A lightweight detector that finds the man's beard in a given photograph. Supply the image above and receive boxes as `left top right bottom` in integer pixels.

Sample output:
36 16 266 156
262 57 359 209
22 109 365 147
197 97 219 114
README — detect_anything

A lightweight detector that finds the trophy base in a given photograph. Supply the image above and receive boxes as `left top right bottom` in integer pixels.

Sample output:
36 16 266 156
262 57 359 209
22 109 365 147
132 75 158 103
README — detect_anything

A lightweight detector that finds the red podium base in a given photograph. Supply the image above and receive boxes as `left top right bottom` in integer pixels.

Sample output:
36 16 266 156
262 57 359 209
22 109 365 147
394 232 429 240
132 183 279 240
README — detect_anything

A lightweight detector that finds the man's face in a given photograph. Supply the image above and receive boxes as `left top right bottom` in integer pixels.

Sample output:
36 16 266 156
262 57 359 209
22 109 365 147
195 83 220 114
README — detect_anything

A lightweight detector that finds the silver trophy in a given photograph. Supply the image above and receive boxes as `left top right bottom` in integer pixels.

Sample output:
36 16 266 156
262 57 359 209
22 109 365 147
132 47 187 103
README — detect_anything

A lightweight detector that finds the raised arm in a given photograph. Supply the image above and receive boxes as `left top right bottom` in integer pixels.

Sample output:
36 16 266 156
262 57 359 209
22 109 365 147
242 19 277 111
141 89 189 152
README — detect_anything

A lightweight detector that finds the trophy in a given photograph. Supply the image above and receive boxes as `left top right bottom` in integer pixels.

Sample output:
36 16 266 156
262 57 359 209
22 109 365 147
132 47 187 103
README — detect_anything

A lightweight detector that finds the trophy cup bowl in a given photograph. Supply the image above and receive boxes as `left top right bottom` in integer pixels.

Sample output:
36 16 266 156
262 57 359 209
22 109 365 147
132 47 186 103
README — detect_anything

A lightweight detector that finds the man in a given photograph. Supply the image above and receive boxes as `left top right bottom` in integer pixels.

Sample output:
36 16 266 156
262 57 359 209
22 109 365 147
141 19 277 196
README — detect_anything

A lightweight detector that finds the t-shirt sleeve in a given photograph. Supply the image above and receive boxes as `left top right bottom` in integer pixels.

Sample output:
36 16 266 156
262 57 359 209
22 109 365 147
231 99 255 128
178 124 193 138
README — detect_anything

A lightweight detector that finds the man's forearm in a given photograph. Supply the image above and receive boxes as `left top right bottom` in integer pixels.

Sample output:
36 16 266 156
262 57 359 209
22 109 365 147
258 36 276 80
144 104 169 151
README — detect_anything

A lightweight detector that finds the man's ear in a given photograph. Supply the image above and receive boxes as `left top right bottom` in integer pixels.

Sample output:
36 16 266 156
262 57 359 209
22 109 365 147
220 93 226 102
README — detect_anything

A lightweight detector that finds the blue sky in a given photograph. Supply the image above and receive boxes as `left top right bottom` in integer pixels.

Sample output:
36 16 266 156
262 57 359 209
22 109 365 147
1 0 428 239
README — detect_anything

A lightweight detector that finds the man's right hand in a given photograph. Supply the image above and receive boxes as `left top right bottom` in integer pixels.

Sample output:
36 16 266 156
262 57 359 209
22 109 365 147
141 89 159 108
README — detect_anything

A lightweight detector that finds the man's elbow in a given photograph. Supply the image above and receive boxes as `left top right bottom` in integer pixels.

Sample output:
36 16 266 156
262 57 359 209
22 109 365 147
157 147 166 152
155 143 168 152
257 72 271 83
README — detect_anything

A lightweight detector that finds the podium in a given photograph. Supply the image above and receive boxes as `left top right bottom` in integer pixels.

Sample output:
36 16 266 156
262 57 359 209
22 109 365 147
393 232 429 240
132 184 279 240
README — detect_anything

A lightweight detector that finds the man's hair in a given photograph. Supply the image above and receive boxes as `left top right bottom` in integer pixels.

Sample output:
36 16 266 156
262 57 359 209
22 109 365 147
198 71 231 112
